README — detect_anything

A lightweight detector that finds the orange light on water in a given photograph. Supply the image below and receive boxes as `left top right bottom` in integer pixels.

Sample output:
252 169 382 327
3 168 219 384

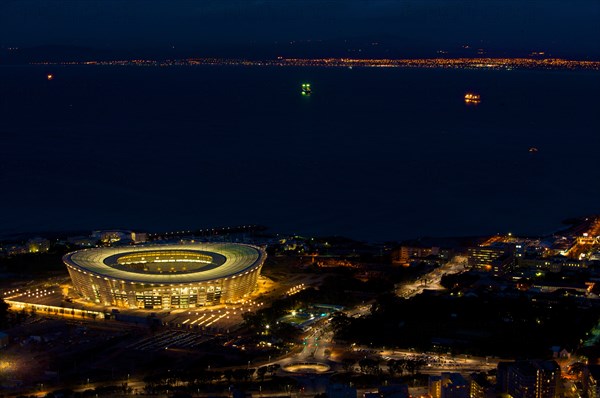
464 92 481 104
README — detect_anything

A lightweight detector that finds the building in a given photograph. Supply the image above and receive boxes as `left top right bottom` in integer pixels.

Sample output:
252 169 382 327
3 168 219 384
429 374 469 398
429 376 442 398
132 232 148 244
64 243 266 309
517 256 587 273
441 373 469 398
469 373 493 398
327 384 357 398
27 237 50 253
497 360 560 398
393 246 433 265
497 362 511 393
5 245 27 256
67 235 97 247
530 281 590 295
491 253 515 275
379 384 409 398
91 230 144 244
392 246 453 266
586 365 600 398
467 244 513 271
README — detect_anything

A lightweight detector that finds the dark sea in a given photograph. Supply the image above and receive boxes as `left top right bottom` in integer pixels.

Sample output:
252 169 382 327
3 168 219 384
0 65 598 241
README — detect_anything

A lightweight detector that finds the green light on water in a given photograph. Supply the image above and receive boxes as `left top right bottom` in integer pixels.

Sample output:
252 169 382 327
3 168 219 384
301 83 311 95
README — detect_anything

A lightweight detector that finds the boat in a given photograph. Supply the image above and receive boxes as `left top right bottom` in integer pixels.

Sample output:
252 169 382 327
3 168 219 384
464 93 481 104
301 83 312 96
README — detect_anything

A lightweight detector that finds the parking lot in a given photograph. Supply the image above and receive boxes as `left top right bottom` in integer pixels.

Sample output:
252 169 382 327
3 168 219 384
126 330 213 351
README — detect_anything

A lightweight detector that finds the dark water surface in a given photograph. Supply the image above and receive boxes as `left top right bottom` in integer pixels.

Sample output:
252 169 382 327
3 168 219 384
0 65 598 241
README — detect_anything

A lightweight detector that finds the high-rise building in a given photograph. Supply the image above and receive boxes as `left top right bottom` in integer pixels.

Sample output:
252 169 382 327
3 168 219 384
430 376 442 398
496 360 560 398
441 373 469 398
392 245 434 266
586 365 600 398
467 244 514 272
469 373 493 398
429 373 469 398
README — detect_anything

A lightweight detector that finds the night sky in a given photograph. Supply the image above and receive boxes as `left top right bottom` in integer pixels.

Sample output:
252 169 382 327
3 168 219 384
1 0 599 59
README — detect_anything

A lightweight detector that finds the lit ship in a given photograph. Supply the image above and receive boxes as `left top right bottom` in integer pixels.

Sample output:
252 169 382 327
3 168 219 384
464 93 481 104
301 83 312 95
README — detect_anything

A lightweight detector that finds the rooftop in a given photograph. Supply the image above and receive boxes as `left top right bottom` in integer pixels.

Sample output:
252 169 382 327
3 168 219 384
63 243 265 284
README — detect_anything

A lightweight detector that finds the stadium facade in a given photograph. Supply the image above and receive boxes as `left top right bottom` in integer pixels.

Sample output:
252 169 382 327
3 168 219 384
63 243 266 309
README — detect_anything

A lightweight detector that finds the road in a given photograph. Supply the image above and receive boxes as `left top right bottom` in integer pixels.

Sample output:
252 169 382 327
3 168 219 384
396 256 467 299
274 256 500 381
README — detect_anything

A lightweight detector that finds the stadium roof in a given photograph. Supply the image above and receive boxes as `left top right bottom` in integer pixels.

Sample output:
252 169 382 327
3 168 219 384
64 243 265 284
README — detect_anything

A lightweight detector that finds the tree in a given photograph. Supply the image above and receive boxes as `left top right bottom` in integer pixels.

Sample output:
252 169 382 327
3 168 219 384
359 358 380 375
208 370 222 384
273 322 301 342
342 358 356 372
405 358 426 375
267 364 280 376
257 366 268 382
330 312 352 333
387 359 404 377
233 368 247 382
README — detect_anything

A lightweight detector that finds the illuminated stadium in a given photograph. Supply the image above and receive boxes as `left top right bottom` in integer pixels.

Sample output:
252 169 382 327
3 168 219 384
63 243 266 309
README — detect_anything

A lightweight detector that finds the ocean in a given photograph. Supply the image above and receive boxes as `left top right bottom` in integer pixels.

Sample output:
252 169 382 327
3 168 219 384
0 65 598 241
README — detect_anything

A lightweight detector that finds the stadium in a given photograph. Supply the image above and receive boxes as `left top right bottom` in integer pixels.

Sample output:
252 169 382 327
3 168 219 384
63 243 266 309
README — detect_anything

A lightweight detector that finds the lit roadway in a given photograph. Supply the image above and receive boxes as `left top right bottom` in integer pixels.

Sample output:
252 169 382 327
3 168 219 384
272 256 499 380
396 256 468 299
378 348 499 374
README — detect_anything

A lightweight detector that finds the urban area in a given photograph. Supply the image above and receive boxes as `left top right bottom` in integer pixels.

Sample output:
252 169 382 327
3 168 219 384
1 216 600 398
